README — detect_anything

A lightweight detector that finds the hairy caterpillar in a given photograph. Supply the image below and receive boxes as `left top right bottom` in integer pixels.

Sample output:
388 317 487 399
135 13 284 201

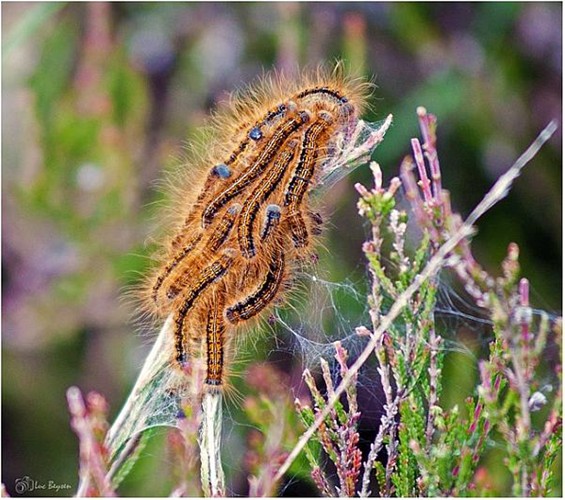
141 66 373 393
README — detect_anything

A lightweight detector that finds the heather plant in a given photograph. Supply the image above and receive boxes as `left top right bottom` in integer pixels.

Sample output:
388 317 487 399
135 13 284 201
62 109 560 497
287 110 561 497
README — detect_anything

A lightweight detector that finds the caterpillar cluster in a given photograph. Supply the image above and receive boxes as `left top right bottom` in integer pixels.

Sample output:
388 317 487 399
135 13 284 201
142 68 370 393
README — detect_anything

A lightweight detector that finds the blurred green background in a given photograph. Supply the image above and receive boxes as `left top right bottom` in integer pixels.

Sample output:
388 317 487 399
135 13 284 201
2 2 561 496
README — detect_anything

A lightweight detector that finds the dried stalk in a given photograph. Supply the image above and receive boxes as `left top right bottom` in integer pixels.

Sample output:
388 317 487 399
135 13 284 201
199 391 225 497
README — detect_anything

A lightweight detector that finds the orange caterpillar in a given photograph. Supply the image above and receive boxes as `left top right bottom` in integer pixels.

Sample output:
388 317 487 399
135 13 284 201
142 67 371 392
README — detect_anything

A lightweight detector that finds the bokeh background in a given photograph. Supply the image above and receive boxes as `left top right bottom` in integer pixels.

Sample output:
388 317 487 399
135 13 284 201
2 2 561 496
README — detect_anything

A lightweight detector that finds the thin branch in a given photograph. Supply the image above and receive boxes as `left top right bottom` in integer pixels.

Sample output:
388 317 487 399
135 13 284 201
416 107 442 200
199 391 225 497
67 387 115 497
425 328 441 449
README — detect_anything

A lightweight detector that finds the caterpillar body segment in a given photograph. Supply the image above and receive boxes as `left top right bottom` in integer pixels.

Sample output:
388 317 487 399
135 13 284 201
151 233 203 308
260 204 282 242
237 139 299 258
285 210 309 249
226 250 286 324
284 111 335 208
205 291 227 388
206 204 241 254
171 250 235 366
201 110 311 227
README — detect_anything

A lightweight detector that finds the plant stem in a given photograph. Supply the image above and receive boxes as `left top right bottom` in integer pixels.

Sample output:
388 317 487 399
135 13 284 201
67 387 115 497
200 391 225 497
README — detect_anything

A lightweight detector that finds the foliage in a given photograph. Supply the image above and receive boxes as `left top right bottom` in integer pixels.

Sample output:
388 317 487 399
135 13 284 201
3 3 561 497
295 110 561 496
